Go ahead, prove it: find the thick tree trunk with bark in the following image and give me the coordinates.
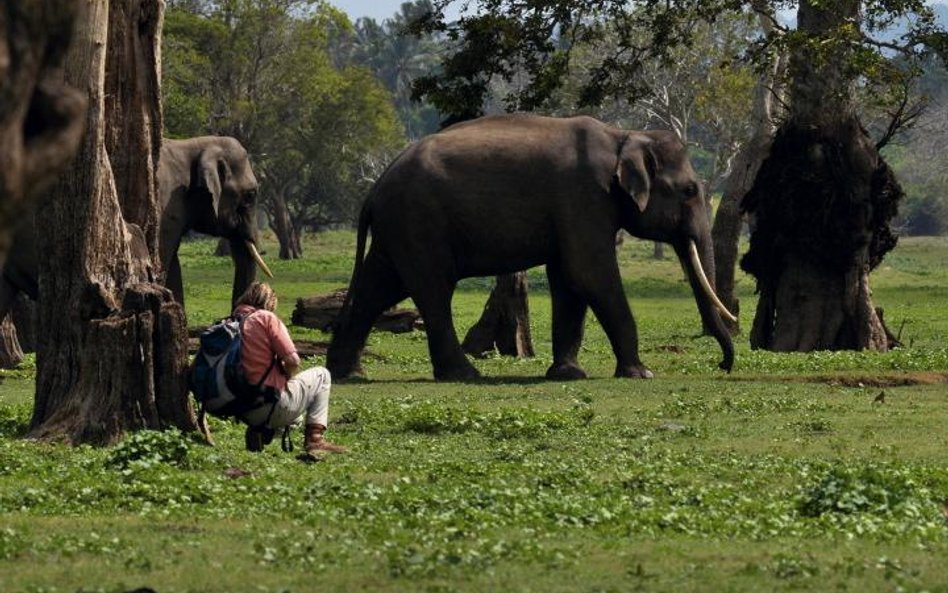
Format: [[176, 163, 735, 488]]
[[0, 2, 86, 269], [269, 190, 303, 259], [462, 272, 534, 358], [710, 7, 786, 336], [32, 0, 200, 445], [740, 0, 901, 353]]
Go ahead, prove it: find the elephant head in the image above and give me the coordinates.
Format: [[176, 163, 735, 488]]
[[159, 136, 272, 306], [615, 130, 736, 371]]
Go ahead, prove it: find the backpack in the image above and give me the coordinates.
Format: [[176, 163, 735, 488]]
[[189, 311, 278, 418]]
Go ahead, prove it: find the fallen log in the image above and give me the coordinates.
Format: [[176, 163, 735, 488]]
[[291, 289, 422, 334]]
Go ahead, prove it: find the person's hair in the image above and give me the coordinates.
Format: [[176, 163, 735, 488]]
[[235, 282, 278, 312]]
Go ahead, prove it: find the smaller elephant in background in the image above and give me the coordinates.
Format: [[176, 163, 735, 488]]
[[159, 136, 272, 306], [0, 136, 272, 329]]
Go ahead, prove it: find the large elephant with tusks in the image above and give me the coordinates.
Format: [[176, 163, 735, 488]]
[[327, 114, 736, 381]]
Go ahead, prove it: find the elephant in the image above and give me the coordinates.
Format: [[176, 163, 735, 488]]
[[158, 136, 272, 306], [327, 114, 736, 381], [0, 135, 272, 328]]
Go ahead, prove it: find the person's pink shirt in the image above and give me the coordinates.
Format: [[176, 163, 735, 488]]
[[233, 304, 300, 393]]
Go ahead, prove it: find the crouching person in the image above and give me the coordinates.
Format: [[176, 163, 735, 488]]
[[234, 282, 347, 459]]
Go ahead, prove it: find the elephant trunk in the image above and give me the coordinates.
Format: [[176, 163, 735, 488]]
[[229, 238, 258, 307], [675, 238, 735, 372]]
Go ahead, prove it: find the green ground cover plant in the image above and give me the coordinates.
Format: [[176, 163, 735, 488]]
[[0, 233, 946, 593]]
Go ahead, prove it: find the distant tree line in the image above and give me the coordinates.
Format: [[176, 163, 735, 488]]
[[162, 0, 444, 258], [162, 0, 948, 241]]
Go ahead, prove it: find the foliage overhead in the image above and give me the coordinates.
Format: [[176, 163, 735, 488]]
[[409, 0, 948, 125], [162, 0, 404, 236], [346, 0, 444, 139]]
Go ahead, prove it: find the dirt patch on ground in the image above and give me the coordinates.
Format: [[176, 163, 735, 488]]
[[723, 371, 948, 388], [802, 372, 948, 388], [653, 344, 687, 354]]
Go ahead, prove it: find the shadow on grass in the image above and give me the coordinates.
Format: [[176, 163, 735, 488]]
[[336, 374, 553, 386]]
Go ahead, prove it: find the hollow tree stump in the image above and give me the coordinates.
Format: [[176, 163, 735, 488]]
[[0, 315, 23, 369], [292, 289, 422, 333], [0, 295, 35, 364], [462, 272, 534, 358]]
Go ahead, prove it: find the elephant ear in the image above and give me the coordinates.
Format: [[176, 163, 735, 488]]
[[615, 136, 655, 213], [196, 147, 227, 216]]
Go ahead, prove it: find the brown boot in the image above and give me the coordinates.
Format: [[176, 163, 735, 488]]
[[304, 424, 348, 454]]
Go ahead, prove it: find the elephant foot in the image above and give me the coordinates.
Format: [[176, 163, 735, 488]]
[[433, 361, 481, 382], [615, 364, 654, 379], [327, 359, 366, 381], [546, 363, 588, 381]]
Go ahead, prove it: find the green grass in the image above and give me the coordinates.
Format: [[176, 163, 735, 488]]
[[1, 232, 946, 593]]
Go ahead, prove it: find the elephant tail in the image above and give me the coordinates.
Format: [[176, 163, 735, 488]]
[[338, 200, 372, 318]]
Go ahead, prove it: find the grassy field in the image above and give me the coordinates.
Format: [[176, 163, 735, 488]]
[[1, 232, 946, 593]]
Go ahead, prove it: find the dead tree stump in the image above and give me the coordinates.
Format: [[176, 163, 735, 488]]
[[0, 315, 23, 368], [462, 272, 534, 358]]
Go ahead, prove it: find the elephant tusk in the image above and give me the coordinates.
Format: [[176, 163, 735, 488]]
[[247, 241, 274, 278], [688, 240, 737, 324]]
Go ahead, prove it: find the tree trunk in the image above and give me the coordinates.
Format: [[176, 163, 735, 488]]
[[0, 2, 86, 270], [652, 241, 665, 260], [32, 0, 201, 445], [462, 272, 534, 358], [740, 0, 901, 353], [12, 295, 36, 353], [0, 295, 35, 365], [214, 237, 231, 256], [268, 190, 302, 259], [710, 8, 787, 336], [0, 316, 24, 369]]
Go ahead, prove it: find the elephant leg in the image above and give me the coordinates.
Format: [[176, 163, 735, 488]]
[[166, 253, 184, 306], [566, 252, 651, 379], [546, 262, 589, 380], [412, 286, 479, 381], [327, 250, 407, 380], [397, 260, 478, 382]]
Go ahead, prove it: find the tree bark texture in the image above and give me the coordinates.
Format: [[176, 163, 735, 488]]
[[32, 0, 200, 445], [12, 295, 36, 353], [0, 295, 35, 366], [104, 0, 164, 259], [269, 190, 302, 259], [462, 272, 534, 358], [710, 6, 786, 336], [0, 1, 86, 270], [0, 315, 24, 369], [740, 0, 901, 353]]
